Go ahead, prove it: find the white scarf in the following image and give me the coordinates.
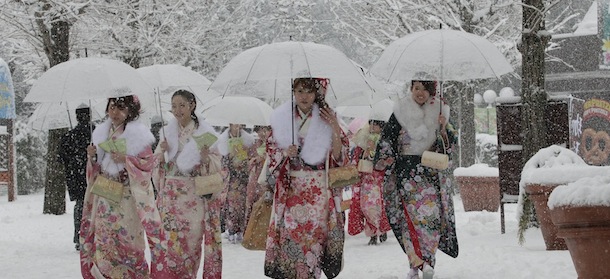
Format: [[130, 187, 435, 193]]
[[393, 92, 450, 155], [92, 118, 155, 176], [270, 102, 332, 165], [160, 114, 219, 173], [214, 128, 255, 156]]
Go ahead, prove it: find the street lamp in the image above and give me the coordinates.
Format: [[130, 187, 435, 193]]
[[483, 90, 497, 133]]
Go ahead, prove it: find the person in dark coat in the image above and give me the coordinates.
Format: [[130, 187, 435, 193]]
[[58, 105, 92, 251]]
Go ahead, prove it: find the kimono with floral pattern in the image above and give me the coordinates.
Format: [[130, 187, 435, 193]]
[[220, 133, 252, 236], [153, 118, 223, 279], [347, 146, 391, 237], [80, 120, 168, 279], [245, 138, 267, 226], [375, 114, 459, 269], [264, 103, 348, 279]]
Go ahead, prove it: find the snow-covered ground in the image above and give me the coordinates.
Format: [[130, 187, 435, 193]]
[[0, 191, 576, 279]]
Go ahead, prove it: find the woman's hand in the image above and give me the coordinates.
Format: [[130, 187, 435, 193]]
[[438, 115, 448, 130], [87, 144, 97, 161], [159, 140, 168, 153], [200, 146, 210, 164], [285, 144, 299, 158], [111, 152, 126, 163]]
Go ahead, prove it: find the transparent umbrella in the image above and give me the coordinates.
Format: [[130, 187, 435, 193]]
[[28, 100, 107, 131], [201, 96, 273, 127], [370, 29, 513, 83], [24, 57, 155, 125], [336, 99, 395, 122], [209, 41, 378, 108]]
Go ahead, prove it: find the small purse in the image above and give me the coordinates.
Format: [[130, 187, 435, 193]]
[[357, 159, 374, 173], [421, 130, 449, 170], [194, 173, 224, 196], [328, 165, 360, 189], [90, 175, 124, 204]]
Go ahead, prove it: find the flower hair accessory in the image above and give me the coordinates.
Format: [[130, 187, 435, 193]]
[[132, 95, 140, 104]]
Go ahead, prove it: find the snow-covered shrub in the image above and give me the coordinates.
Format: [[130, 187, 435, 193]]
[[15, 121, 46, 194], [475, 133, 498, 167]]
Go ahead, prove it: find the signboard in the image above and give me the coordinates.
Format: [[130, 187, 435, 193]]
[[0, 58, 15, 119], [474, 107, 497, 135], [569, 95, 610, 166], [599, 0, 610, 69]]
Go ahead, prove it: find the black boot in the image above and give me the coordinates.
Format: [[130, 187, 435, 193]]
[[368, 236, 378, 245], [379, 233, 388, 243]]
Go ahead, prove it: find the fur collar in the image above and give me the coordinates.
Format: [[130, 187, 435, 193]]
[[270, 101, 332, 165], [92, 118, 155, 176], [393, 92, 450, 155], [214, 128, 255, 156], [160, 114, 219, 173]]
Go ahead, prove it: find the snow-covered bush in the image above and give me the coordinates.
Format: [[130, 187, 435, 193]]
[[15, 121, 46, 194], [475, 133, 497, 167]]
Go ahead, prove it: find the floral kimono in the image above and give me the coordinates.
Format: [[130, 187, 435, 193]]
[[264, 102, 348, 279], [374, 94, 459, 270], [153, 116, 223, 279], [245, 138, 267, 226], [347, 129, 391, 238], [80, 119, 167, 279], [216, 128, 255, 238]]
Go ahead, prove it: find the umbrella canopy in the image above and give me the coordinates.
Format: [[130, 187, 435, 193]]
[[336, 98, 394, 122], [28, 100, 107, 131], [24, 57, 153, 103], [209, 41, 377, 108], [201, 96, 273, 127], [370, 29, 513, 83]]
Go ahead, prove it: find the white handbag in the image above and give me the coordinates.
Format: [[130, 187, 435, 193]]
[[421, 151, 449, 170]]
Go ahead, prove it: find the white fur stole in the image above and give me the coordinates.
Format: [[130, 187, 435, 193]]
[[393, 92, 450, 155], [214, 128, 255, 157], [160, 114, 219, 173], [92, 119, 155, 176], [270, 102, 332, 165]]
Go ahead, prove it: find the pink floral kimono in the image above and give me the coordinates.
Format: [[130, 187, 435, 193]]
[[264, 102, 348, 279], [347, 145, 391, 238], [153, 116, 223, 279], [80, 119, 168, 279]]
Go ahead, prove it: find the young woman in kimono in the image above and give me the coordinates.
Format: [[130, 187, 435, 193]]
[[82, 95, 167, 278], [154, 90, 223, 278], [347, 119, 391, 245], [245, 125, 271, 226], [264, 78, 348, 279], [374, 76, 458, 279], [216, 123, 255, 243]]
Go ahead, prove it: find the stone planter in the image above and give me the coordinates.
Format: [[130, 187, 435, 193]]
[[550, 205, 610, 279], [455, 176, 500, 212], [524, 183, 567, 250]]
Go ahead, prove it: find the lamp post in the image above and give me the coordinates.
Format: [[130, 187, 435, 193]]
[[483, 90, 497, 134]]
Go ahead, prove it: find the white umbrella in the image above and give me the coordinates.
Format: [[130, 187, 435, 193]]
[[24, 57, 155, 125], [370, 29, 513, 83], [137, 64, 219, 109], [28, 100, 107, 131], [209, 41, 378, 108], [25, 57, 153, 102], [336, 98, 394, 122], [201, 96, 273, 127]]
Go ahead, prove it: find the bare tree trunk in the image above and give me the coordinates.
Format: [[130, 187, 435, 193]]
[[36, 3, 72, 214], [43, 128, 67, 215], [520, 0, 550, 162]]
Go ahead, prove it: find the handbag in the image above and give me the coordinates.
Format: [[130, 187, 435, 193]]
[[195, 173, 224, 196], [328, 165, 360, 189], [242, 197, 272, 250], [90, 175, 124, 204], [421, 151, 449, 170], [357, 159, 373, 173], [421, 130, 449, 170]]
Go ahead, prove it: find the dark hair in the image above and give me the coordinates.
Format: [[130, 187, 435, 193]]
[[106, 95, 141, 123], [253, 125, 270, 132], [293, 78, 328, 108], [172, 89, 199, 128], [368, 119, 385, 128], [411, 80, 437, 96], [75, 107, 91, 124]]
